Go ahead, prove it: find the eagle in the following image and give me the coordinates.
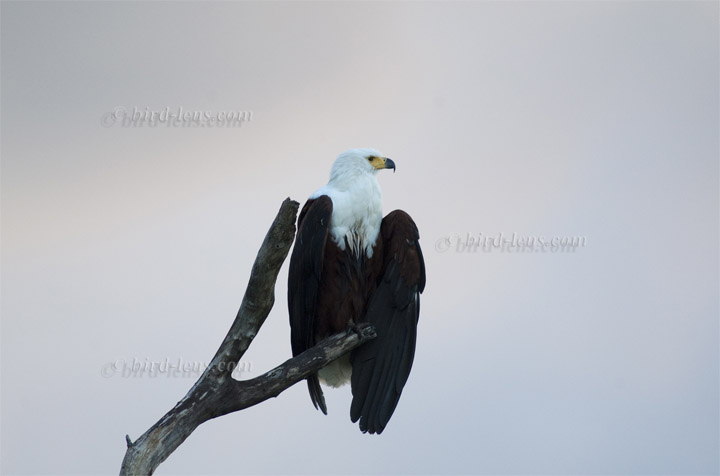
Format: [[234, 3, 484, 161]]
[[288, 148, 426, 434]]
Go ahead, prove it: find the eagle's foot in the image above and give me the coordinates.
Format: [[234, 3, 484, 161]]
[[347, 323, 365, 338]]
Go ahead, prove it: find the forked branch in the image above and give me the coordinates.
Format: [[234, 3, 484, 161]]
[[119, 198, 376, 476]]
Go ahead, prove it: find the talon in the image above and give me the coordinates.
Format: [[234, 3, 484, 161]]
[[347, 324, 364, 338]]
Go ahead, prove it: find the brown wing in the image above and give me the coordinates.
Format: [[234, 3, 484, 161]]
[[289, 195, 384, 415], [288, 196, 333, 414], [350, 210, 426, 434]]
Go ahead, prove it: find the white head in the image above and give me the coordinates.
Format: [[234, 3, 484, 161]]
[[310, 148, 395, 258], [328, 148, 396, 188]]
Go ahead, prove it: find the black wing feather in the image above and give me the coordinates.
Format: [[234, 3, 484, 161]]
[[350, 210, 426, 434], [288, 196, 333, 414]]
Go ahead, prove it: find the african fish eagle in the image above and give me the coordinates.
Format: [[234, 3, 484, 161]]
[[288, 148, 426, 434]]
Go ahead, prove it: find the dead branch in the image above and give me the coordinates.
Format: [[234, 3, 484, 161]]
[[119, 198, 377, 476]]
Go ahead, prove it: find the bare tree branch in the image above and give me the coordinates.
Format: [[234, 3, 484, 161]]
[[119, 198, 377, 476]]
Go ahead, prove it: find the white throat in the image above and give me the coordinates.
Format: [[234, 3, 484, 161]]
[[310, 169, 383, 258]]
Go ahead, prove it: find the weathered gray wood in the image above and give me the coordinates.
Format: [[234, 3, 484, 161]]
[[217, 323, 376, 414], [119, 198, 377, 476]]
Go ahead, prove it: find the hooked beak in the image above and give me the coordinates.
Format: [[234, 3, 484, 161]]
[[384, 158, 396, 173]]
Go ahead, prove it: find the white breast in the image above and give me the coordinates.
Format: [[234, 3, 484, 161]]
[[310, 174, 383, 258]]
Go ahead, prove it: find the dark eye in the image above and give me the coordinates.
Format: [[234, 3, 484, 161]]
[[367, 156, 374, 162]]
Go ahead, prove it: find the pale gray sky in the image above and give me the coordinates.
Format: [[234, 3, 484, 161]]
[[1, 1, 718, 475]]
